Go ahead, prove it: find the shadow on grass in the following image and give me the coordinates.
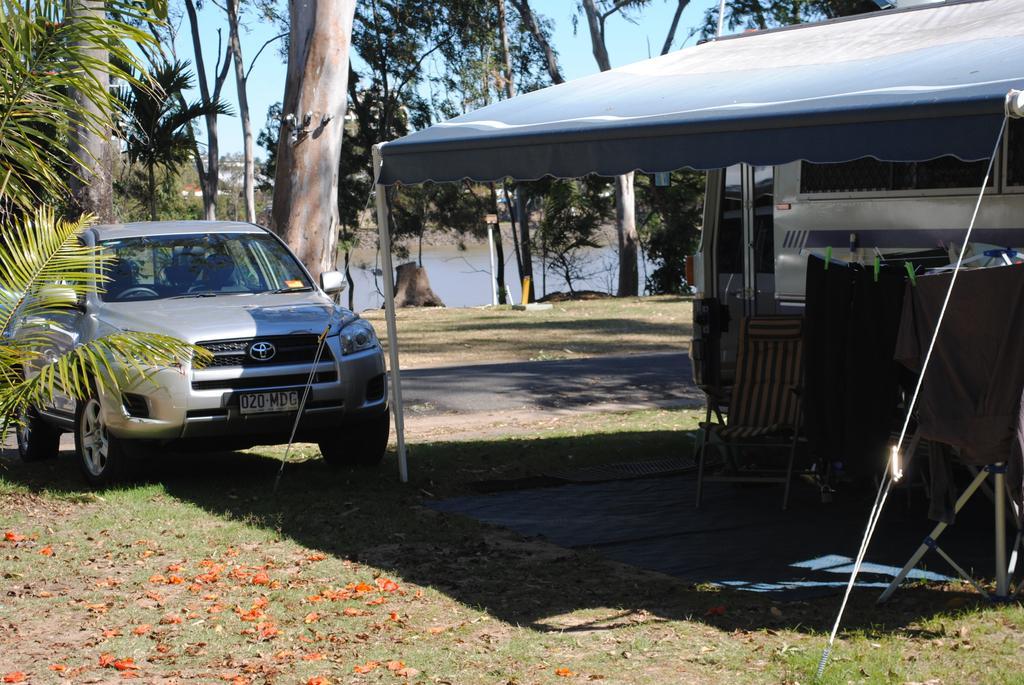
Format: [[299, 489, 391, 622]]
[[0, 427, 996, 639]]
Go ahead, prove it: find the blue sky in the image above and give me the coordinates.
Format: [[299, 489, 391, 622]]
[[177, 0, 720, 157]]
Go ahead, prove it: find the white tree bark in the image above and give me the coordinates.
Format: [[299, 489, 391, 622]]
[[227, 0, 256, 224], [581, 0, 638, 296], [271, 0, 357, 279]]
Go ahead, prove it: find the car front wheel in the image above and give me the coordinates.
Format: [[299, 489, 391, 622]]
[[318, 410, 390, 468], [16, 407, 62, 462], [75, 394, 132, 487]]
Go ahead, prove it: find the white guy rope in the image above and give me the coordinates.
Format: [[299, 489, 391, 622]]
[[273, 325, 331, 493], [816, 111, 1009, 679]]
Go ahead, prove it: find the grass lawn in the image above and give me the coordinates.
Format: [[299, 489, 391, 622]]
[[360, 296, 692, 369], [3, 408, 1023, 684]]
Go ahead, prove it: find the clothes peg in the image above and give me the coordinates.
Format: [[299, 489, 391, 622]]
[[904, 261, 917, 285], [873, 255, 880, 283], [824, 246, 832, 270]]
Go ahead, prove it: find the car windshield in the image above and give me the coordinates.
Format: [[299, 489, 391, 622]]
[[98, 233, 313, 302]]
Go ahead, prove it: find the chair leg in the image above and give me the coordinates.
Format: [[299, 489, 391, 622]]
[[695, 408, 712, 508], [782, 432, 800, 511]]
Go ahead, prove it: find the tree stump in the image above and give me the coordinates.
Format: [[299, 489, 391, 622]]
[[393, 262, 445, 308]]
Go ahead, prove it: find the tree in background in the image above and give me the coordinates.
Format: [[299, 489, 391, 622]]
[[635, 171, 704, 295], [181, 0, 232, 220], [113, 162, 205, 221], [118, 60, 228, 220], [537, 178, 612, 297], [548, 0, 692, 297], [270, 0, 357, 279]]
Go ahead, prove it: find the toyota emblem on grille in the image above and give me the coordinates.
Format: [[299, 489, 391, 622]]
[[249, 341, 276, 361]]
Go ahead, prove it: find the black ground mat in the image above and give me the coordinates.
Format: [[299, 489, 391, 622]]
[[544, 456, 697, 483], [430, 473, 1006, 599]]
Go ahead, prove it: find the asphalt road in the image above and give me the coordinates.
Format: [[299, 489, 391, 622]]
[[398, 352, 702, 416]]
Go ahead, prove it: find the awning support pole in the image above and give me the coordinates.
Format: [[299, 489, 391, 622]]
[[372, 146, 408, 483]]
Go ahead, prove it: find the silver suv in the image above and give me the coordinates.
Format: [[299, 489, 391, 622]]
[[15, 221, 389, 486]]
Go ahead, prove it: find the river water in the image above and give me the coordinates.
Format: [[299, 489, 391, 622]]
[[346, 241, 653, 312]]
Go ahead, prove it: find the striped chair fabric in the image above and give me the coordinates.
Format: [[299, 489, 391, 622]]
[[709, 316, 803, 439]]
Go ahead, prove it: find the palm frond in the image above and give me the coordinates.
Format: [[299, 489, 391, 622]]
[[0, 0, 156, 209], [0, 208, 111, 336], [0, 331, 212, 436]]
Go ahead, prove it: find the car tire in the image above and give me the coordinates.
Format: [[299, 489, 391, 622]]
[[75, 392, 132, 488], [16, 407, 62, 462], [319, 409, 390, 468]]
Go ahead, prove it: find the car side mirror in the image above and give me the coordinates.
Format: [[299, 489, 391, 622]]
[[320, 270, 346, 294], [39, 285, 85, 312]]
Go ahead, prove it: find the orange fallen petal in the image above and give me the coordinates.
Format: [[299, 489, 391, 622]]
[[366, 596, 386, 606], [306, 552, 326, 561], [343, 607, 370, 617], [166, 575, 185, 585], [385, 660, 405, 671], [389, 612, 399, 621], [307, 677, 330, 685], [99, 653, 116, 667], [39, 545, 54, 557], [148, 574, 167, 584], [132, 624, 151, 636], [303, 612, 320, 624], [3, 532, 26, 542], [555, 667, 574, 677], [238, 608, 264, 622], [396, 667, 419, 679], [427, 626, 446, 634], [375, 578, 399, 593], [102, 628, 122, 638], [48, 664, 66, 672], [302, 653, 324, 661], [166, 563, 183, 572], [251, 571, 271, 586], [112, 658, 139, 671], [159, 613, 183, 625], [353, 661, 379, 674], [2, 673, 26, 683]]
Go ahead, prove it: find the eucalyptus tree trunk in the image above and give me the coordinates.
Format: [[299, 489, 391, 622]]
[[271, 0, 357, 279], [227, 0, 256, 224], [66, 0, 114, 222], [580, 0, 639, 296], [184, 0, 231, 221], [498, 0, 533, 300]]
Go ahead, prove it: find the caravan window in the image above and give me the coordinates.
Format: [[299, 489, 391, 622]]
[[799, 156, 991, 195], [716, 166, 743, 274]]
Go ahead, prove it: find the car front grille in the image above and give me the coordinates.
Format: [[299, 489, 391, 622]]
[[191, 371, 337, 392], [198, 335, 333, 368]]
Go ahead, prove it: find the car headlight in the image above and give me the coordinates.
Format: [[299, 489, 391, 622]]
[[338, 319, 378, 355]]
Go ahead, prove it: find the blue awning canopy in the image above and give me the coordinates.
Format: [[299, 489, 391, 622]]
[[378, 0, 1024, 186]]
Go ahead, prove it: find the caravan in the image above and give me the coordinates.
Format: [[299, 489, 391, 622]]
[[690, 118, 1024, 388]]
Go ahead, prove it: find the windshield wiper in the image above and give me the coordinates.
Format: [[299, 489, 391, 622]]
[[170, 291, 221, 299], [267, 286, 314, 294]]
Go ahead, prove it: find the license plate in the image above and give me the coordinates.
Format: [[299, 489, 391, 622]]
[[239, 390, 301, 415]]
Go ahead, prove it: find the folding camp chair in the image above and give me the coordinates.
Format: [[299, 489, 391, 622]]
[[695, 316, 805, 510]]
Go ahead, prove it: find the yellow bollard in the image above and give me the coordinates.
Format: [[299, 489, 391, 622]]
[[521, 276, 531, 305]]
